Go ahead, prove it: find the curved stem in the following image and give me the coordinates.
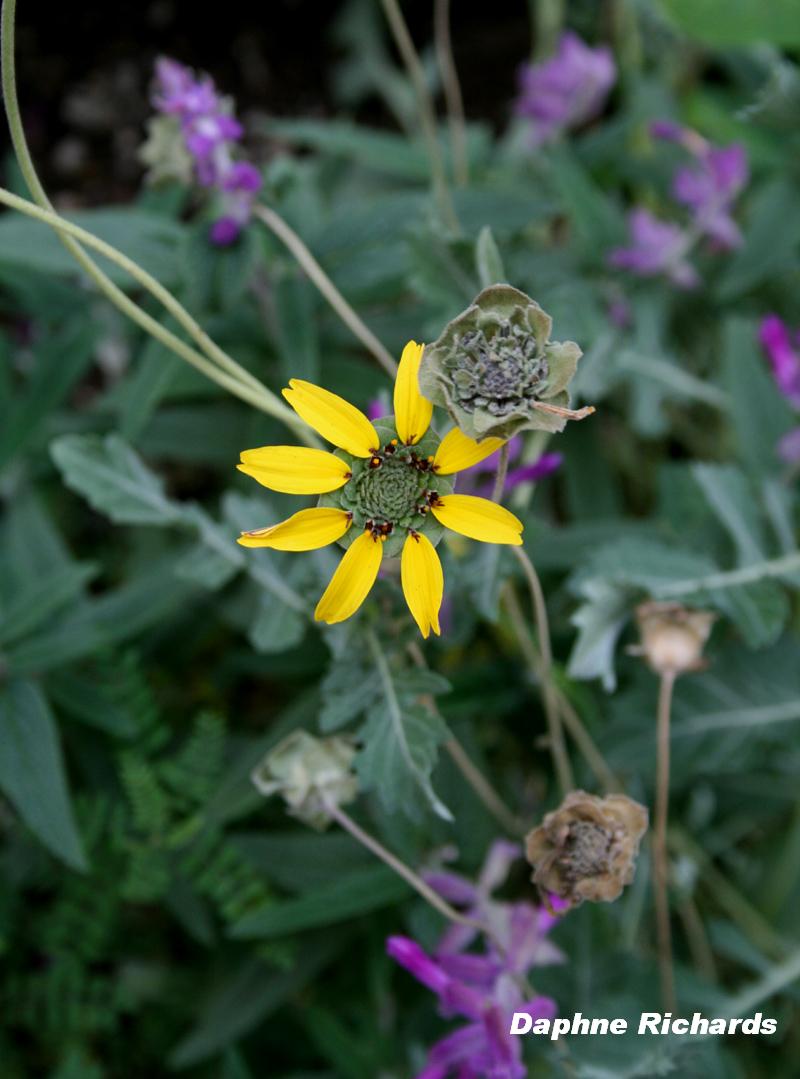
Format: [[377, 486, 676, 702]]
[[654, 671, 676, 1011], [380, 0, 458, 231], [254, 204, 397, 379], [325, 799, 485, 935], [552, 687, 620, 794], [1, 0, 313, 437], [433, 0, 468, 186], [0, 187, 316, 439], [490, 443, 510, 503], [509, 548, 573, 795]]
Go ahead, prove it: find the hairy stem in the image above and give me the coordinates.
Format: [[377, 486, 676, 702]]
[[654, 671, 676, 1011], [509, 548, 573, 794], [433, 0, 468, 186], [490, 443, 510, 503], [503, 578, 573, 796], [325, 799, 485, 934], [380, 0, 458, 231], [254, 204, 397, 379]]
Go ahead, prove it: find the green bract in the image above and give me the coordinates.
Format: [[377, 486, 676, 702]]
[[419, 284, 584, 440], [318, 418, 454, 558]]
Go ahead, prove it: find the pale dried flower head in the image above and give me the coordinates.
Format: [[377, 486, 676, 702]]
[[251, 729, 358, 830], [525, 790, 648, 909], [633, 601, 715, 676]]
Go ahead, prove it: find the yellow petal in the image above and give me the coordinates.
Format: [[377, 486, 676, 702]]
[[401, 533, 443, 638], [433, 428, 506, 475], [238, 508, 352, 550], [393, 340, 432, 445], [314, 530, 383, 624], [237, 446, 351, 494], [283, 379, 379, 458], [431, 494, 523, 546]]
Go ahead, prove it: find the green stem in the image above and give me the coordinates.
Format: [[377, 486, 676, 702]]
[[433, 0, 468, 186], [656, 551, 800, 598], [490, 444, 510, 503], [254, 204, 397, 379], [654, 671, 676, 1011], [0, 187, 314, 439], [503, 579, 574, 796], [380, 0, 459, 231], [1, 0, 316, 440]]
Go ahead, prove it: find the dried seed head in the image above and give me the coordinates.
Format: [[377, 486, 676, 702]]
[[251, 730, 358, 830], [525, 790, 648, 909], [633, 601, 715, 677], [418, 284, 587, 440]]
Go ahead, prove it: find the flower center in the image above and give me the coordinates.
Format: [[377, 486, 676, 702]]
[[342, 441, 435, 535], [562, 821, 612, 880], [452, 322, 549, 417]]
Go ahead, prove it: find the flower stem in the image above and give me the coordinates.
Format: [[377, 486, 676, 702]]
[[433, 0, 468, 187], [253, 204, 398, 379], [490, 443, 510, 503], [380, 0, 459, 232], [0, 187, 314, 440], [406, 641, 524, 836], [0, 0, 315, 438], [551, 686, 620, 794], [654, 671, 676, 1011], [502, 577, 573, 796], [324, 798, 485, 934]]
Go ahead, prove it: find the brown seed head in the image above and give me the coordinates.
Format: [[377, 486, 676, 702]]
[[525, 790, 648, 909], [634, 601, 715, 677]]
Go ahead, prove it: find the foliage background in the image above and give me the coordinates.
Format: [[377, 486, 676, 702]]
[[1, 1, 800, 1076]]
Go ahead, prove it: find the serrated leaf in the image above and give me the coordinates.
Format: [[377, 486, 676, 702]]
[[319, 659, 382, 731], [691, 463, 765, 565], [568, 579, 633, 692], [0, 680, 87, 870]]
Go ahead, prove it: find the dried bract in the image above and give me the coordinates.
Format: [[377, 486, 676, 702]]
[[525, 790, 648, 909], [251, 729, 358, 830], [419, 285, 590, 441], [633, 601, 715, 677]]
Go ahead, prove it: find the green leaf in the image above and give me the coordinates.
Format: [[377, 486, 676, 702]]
[[228, 864, 409, 938], [691, 464, 765, 564], [0, 208, 186, 287], [51, 433, 182, 526], [273, 274, 320, 383], [0, 680, 86, 870], [0, 563, 97, 647], [0, 319, 96, 468], [475, 226, 506, 290], [717, 181, 800, 299], [568, 579, 633, 692], [657, 0, 800, 46]]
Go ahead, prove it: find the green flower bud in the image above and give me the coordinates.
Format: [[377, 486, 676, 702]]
[[251, 730, 358, 830], [139, 115, 194, 187], [419, 285, 589, 441]]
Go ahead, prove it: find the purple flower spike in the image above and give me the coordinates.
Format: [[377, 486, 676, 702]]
[[515, 32, 616, 145], [506, 451, 563, 490], [760, 315, 800, 409], [390, 842, 563, 1078], [152, 57, 261, 244], [609, 208, 698, 289]]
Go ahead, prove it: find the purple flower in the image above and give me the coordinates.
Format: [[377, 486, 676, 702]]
[[388, 937, 556, 1079], [515, 32, 616, 145], [760, 315, 800, 409], [673, 145, 748, 250], [456, 436, 562, 498], [152, 57, 261, 246], [388, 842, 564, 1079], [609, 208, 698, 289]]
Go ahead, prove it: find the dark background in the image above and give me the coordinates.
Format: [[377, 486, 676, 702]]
[[11, 0, 533, 203]]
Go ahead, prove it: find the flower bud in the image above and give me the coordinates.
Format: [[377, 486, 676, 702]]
[[251, 730, 358, 830], [419, 285, 588, 440], [633, 601, 715, 677], [525, 790, 648, 909]]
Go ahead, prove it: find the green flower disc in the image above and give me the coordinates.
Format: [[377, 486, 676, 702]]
[[318, 418, 454, 558]]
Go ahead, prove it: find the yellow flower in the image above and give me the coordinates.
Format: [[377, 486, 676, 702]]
[[237, 341, 523, 636]]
